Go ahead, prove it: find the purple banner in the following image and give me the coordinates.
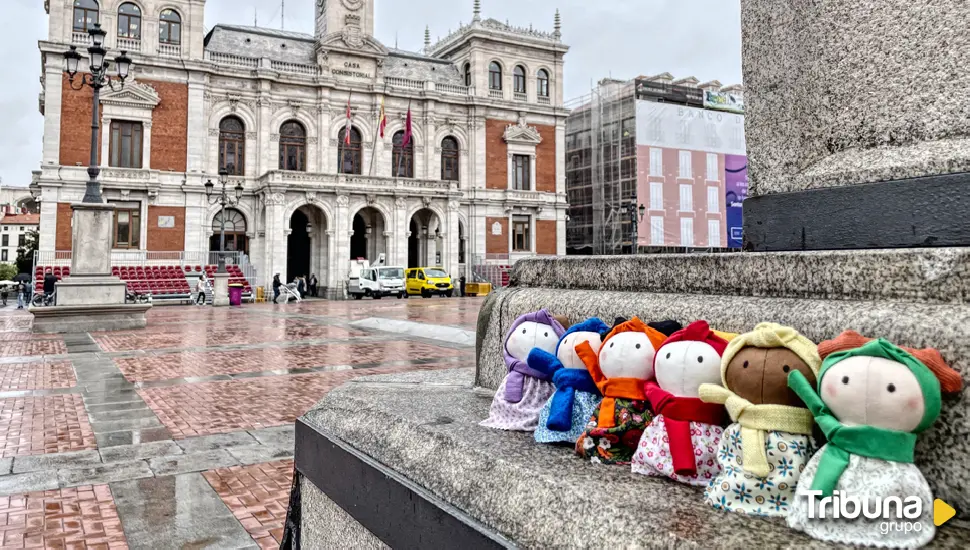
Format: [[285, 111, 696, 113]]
[[725, 155, 748, 249]]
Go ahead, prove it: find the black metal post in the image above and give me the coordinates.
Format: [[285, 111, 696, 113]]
[[218, 189, 227, 273], [83, 72, 103, 204]]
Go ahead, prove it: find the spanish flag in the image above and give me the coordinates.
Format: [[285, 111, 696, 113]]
[[378, 97, 387, 139]]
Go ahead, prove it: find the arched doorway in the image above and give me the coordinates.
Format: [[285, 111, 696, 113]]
[[350, 207, 387, 261], [287, 210, 311, 283], [408, 208, 442, 268], [209, 208, 248, 255], [286, 204, 330, 287]]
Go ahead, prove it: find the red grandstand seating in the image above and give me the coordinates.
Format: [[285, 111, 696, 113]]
[[33, 263, 252, 301]]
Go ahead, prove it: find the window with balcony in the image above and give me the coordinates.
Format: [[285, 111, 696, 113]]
[[537, 69, 550, 98], [279, 121, 307, 171], [117, 3, 141, 40], [73, 0, 99, 33], [512, 216, 531, 252], [463, 63, 471, 87], [159, 9, 182, 45], [392, 130, 414, 178], [489, 62, 502, 90], [679, 184, 693, 212], [219, 116, 245, 176], [513, 66, 526, 94], [679, 150, 692, 178], [338, 126, 362, 175], [441, 137, 459, 182], [109, 121, 143, 169], [649, 147, 663, 177], [513, 155, 531, 191], [111, 202, 141, 249], [706, 153, 719, 181]]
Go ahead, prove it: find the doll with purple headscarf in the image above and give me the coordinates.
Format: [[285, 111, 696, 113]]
[[480, 309, 566, 431]]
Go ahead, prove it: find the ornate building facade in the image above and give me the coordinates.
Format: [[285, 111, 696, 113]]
[[33, 0, 568, 297]]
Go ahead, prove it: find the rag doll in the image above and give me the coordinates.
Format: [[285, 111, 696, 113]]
[[699, 322, 821, 518], [532, 318, 611, 444], [480, 309, 566, 431], [574, 317, 673, 465], [632, 321, 729, 486], [787, 332, 963, 548]]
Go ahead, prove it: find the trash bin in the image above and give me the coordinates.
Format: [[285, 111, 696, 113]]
[[228, 284, 244, 306]]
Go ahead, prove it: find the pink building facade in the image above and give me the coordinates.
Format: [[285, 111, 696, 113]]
[[634, 101, 746, 249]]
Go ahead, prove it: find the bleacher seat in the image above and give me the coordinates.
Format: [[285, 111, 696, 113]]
[[32, 263, 251, 302]]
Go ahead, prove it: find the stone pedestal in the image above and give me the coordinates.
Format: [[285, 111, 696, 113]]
[[31, 203, 150, 333], [741, 0, 970, 251], [212, 272, 230, 307]]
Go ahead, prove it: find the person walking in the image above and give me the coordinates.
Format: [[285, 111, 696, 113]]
[[309, 274, 318, 297], [297, 276, 306, 299], [273, 273, 282, 303], [1, 286, 8, 307], [17, 282, 25, 309], [43, 269, 57, 304], [195, 275, 207, 306]]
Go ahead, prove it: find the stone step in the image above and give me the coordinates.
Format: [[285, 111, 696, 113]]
[[292, 368, 970, 548]]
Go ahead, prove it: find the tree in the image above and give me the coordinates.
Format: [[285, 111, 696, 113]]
[[15, 229, 39, 276], [0, 263, 17, 281]]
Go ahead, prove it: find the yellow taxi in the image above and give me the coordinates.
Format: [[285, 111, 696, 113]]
[[405, 267, 454, 298]]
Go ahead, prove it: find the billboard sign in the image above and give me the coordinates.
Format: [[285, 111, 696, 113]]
[[725, 155, 748, 249], [704, 90, 744, 114]]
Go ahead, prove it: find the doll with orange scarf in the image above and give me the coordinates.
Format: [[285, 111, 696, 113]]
[[632, 321, 729, 485], [574, 318, 671, 465]]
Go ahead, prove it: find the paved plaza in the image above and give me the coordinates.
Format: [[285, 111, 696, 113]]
[[0, 298, 480, 549]]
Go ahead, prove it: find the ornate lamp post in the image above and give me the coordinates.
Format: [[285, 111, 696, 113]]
[[204, 168, 244, 273], [628, 202, 646, 254], [63, 24, 132, 204]]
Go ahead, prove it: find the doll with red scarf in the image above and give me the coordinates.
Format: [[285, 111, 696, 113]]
[[574, 318, 672, 465], [632, 321, 729, 485]]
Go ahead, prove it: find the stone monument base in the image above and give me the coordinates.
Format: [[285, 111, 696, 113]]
[[54, 275, 127, 306], [30, 303, 151, 334], [213, 272, 230, 307]]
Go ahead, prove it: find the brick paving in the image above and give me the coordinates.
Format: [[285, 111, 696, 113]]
[[0, 485, 127, 549], [0, 362, 76, 391], [202, 460, 293, 550], [138, 362, 458, 439], [0, 395, 97, 457], [0, 297, 483, 547], [116, 340, 466, 382]]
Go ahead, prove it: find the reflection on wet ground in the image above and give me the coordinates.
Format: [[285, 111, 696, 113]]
[[0, 297, 482, 547]]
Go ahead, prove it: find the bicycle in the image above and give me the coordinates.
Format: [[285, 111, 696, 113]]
[[31, 292, 56, 308]]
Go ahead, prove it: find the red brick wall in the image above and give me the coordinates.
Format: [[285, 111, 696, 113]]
[[59, 74, 100, 167], [485, 119, 558, 192], [148, 81, 188, 172], [58, 76, 187, 171], [55, 203, 73, 251], [485, 217, 508, 256], [536, 220, 557, 255], [534, 124, 556, 193], [146, 206, 185, 251]]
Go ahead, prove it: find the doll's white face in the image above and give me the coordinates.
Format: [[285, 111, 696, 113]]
[[506, 321, 559, 361], [558, 331, 602, 370], [655, 341, 722, 398], [598, 332, 656, 380], [821, 356, 926, 431]]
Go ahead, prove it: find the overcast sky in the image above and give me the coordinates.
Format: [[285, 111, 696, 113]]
[[0, 0, 741, 187]]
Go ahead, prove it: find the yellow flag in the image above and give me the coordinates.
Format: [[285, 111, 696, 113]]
[[934, 499, 956, 527]]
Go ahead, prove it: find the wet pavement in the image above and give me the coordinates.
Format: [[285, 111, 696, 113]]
[[0, 297, 481, 549]]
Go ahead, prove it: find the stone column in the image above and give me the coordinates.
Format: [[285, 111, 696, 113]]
[[58, 204, 126, 305], [394, 197, 408, 267], [446, 200, 460, 278], [741, 0, 970, 251], [330, 194, 351, 299], [262, 192, 287, 289], [212, 272, 230, 306]]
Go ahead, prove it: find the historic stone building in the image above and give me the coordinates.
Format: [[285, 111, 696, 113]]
[[33, 0, 568, 297]]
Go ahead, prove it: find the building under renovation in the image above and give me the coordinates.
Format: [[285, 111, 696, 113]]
[[565, 74, 746, 255]]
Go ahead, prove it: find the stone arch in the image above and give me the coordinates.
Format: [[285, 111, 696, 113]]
[[347, 199, 392, 231], [407, 203, 446, 269], [209, 103, 257, 133], [406, 202, 446, 227], [154, 3, 184, 18], [286, 202, 332, 288], [434, 126, 469, 151], [206, 202, 256, 236], [348, 201, 390, 261], [329, 117, 372, 144], [270, 109, 317, 137], [283, 198, 334, 230], [383, 119, 424, 146]]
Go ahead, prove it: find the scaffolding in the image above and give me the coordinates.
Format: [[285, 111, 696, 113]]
[[565, 79, 638, 255]]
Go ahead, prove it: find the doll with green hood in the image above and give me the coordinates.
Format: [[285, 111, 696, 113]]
[[787, 331, 963, 548]]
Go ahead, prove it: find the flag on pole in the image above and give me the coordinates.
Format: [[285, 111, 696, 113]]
[[402, 102, 412, 148], [378, 97, 387, 139], [344, 94, 352, 145]]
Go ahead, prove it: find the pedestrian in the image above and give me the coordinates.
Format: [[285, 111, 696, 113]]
[[195, 276, 207, 305], [459, 275, 466, 297], [309, 273, 318, 297], [17, 282, 25, 309], [273, 273, 282, 303], [43, 269, 57, 303], [297, 276, 306, 299], [1, 286, 7, 306]]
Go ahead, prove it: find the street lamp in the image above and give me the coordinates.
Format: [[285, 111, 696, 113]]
[[62, 24, 133, 203], [206, 168, 244, 273], [627, 202, 641, 255]]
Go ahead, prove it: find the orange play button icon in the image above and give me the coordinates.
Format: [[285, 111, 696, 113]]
[[934, 499, 956, 527]]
